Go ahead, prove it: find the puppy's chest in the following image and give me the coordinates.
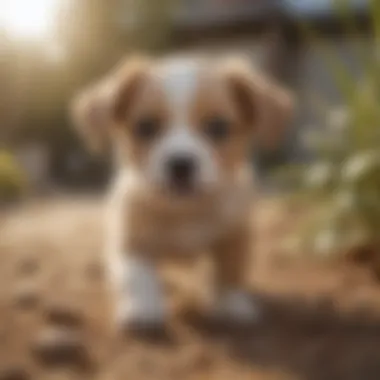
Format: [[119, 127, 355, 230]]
[[129, 194, 249, 252], [151, 218, 220, 250]]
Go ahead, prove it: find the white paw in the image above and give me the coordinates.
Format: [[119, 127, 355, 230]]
[[116, 295, 166, 329], [114, 257, 166, 330], [213, 290, 260, 324]]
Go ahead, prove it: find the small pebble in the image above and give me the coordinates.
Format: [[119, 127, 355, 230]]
[[45, 305, 84, 329], [32, 327, 90, 369], [0, 367, 30, 380]]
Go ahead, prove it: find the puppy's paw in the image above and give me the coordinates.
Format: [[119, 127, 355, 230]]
[[213, 290, 260, 324], [116, 295, 166, 331]]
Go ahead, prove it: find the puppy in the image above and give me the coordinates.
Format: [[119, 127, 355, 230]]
[[71, 55, 294, 330]]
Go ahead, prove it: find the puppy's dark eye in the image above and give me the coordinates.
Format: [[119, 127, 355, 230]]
[[134, 117, 161, 141], [204, 117, 231, 142]]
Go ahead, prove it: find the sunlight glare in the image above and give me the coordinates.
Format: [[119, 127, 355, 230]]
[[0, 0, 59, 40]]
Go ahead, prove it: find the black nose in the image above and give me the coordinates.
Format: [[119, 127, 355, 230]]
[[167, 155, 196, 184]]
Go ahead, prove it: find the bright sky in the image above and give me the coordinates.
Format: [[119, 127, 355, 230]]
[[0, 0, 59, 40], [283, 0, 368, 14]]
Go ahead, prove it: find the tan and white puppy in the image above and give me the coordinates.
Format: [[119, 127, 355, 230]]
[[71, 55, 294, 330]]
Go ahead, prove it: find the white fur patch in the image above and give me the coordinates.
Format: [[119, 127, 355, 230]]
[[158, 58, 200, 117], [110, 255, 166, 328], [146, 59, 219, 192]]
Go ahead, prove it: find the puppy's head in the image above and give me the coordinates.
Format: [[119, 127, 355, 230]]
[[71, 56, 294, 198]]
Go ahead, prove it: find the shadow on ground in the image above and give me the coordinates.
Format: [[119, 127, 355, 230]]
[[195, 294, 380, 380]]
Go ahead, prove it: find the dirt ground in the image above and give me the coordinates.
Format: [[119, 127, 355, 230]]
[[1, 196, 380, 380]]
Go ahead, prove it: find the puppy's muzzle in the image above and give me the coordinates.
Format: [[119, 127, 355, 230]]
[[166, 154, 197, 194]]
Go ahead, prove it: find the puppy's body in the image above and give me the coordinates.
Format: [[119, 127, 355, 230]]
[[108, 163, 253, 256], [72, 56, 294, 329]]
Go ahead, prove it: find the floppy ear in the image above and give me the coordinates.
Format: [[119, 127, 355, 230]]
[[221, 58, 295, 150], [70, 57, 149, 153]]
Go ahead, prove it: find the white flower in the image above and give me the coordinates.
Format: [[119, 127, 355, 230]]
[[328, 106, 350, 132], [341, 151, 380, 183], [305, 162, 333, 189]]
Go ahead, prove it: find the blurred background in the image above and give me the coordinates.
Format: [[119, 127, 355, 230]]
[[3, 1, 380, 380], [0, 0, 371, 194]]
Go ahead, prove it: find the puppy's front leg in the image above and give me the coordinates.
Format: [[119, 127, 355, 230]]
[[108, 254, 166, 330], [211, 226, 259, 323], [105, 189, 165, 331]]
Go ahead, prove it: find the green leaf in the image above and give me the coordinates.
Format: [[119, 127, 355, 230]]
[[304, 162, 335, 191], [341, 151, 380, 185]]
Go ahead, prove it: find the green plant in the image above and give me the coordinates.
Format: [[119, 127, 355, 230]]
[[277, 0, 380, 259], [0, 151, 27, 202]]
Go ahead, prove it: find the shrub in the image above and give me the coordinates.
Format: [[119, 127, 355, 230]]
[[276, 1, 380, 265], [297, 104, 380, 259], [0, 151, 27, 203]]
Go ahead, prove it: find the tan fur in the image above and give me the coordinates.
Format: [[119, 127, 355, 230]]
[[219, 58, 295, 150], [70, 57, 151, 153], [212, 223, 253, 291]]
